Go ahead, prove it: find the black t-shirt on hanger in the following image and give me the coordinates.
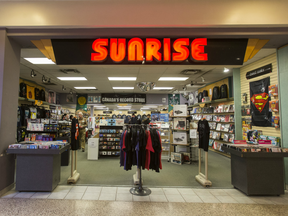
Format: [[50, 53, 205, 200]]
[[197, 119, 210, 152]]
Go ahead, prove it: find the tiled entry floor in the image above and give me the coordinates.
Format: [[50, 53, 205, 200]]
[[2, 186, 288, 205]]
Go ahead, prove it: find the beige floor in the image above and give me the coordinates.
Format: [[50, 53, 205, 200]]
[[1, 186, 288, 215]]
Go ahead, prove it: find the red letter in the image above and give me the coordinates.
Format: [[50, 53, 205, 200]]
[[191, 38, 208, 61], [91, 39, 108, 62], [128, 38, 144, 62], [110, 38, 126, 63], [146, 38, 162, 62], [163, 38, 171, 62], [172, 38, 189, 62]]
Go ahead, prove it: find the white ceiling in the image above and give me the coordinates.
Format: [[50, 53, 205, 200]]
[[19, 48, 276, 95]]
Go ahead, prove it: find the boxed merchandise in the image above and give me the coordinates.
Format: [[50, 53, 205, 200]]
[[173, 118, 186, 130], [271, 116, 280, 128], [269, 84, 278, 97], [171, 152, 183, 165], [173, 132, 188, 144], [180, 152, 191, 164], [173, 105, 187, 116], [100, 119, 108, 126], [115, 119, 124, 126], [269, 100, 279, 112]]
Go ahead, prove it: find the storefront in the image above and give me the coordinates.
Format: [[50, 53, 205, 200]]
[[1, 0, 288, 196]]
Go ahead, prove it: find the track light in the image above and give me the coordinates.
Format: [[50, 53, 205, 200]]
[[62, 85, 66, 91], [183, 85, 187, 91], [42, 75, 48, 83], [224, 67, 230, 73], [30, 70, 37, 78], [201, 76, 205, 82], [69, 89, 73, 94]]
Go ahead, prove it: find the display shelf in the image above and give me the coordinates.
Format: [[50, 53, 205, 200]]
[[191, 120, 235, 124], [210, 129, 234, 134], [99, 149, 120, 151], [26, 131, 58, 133], [172, 129, 190, 131], [210, 138, 233, 144], [188, 97, 234, 108], [170, 143, 190, 146], [191, 112, 234, 115], [209, 147, 231, 158], [170, 116, 190, 118], [18, 97, 59, 106]]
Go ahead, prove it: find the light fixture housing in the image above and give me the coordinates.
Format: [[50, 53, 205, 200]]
[[137, 82, 155, 92], [158, 77, 189, 81], [24, 58, 55, 64], [113, 87, 134, 90], [224, 68, 230, 73], [153, 87, 174, 90], [30, 70, 37, 78], [74, 87, 96, 89], [62, 85, 66, 91], [69, 90, 73, 94], [57, 77, 87, 81], [42, 75, 48, 83], [108, 77, 137, 81]]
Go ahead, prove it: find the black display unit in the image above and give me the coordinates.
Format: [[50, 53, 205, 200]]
[[7, 144, 70, 192], [99, 125, 122, 156], [222, 146, 288, 196]]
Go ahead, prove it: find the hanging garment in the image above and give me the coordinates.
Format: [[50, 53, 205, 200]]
[[145, 130, 154, 170], [19, 83, 27, 98], [197, 119, 210, 151], [250, 77, 271, 126], [149, 129, 162, 172], [26, 85, 35, 100], [220, 84, 228, 98], [71, 118, 80, 150], [212, 86, 220, 100]]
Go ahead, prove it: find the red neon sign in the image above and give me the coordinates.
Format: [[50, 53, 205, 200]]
[[91, 38, 208, 63]]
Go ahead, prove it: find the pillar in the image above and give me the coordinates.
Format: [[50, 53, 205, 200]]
[[0, 29, 21, 195], [233, 68, 242, 140], [277, 45, 288, 184]]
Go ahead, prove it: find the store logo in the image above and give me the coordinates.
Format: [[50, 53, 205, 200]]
[[250, 93, 269, 112], [91, 38, 208, 63]]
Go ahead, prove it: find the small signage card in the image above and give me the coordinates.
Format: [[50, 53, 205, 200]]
[[233, 140, 247, 144]]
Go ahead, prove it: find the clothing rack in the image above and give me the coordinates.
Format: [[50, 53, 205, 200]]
[[123, 124, 152, 196], [195, 149, 212, 187]]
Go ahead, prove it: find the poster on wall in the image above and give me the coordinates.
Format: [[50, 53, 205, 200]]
[[159, 114, 169, 122], [168, 94, 180, 116], [151, 113, 160, 122], [93, 96, 101, 103], [88, 96, 93, 103], [250, 77, 271, 127], [66, 94, 74, 103], [76, 94, 88, 111]]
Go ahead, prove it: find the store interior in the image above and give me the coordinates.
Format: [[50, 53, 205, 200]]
[[16, 46, 279, 189]]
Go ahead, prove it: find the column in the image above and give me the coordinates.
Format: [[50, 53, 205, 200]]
[[233, 68, 242, 140], [277, 45, 288, 184], [0, 29, 21, 194]]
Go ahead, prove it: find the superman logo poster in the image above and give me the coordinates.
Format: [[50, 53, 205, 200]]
[[249, 77, 271, 127]]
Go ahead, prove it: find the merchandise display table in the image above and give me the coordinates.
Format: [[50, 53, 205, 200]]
[[222, 146, 288, 196], [7, 144, 70, 192]]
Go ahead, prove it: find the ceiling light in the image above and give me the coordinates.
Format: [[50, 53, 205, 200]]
[[201, 77, 205, 82], [30, 70, 37, 78], [57, 77, 87, 81], [224, 68, 230, 73], [93, 106, 106, 108], [153, 87, 174, 90], [137, 82, 155, 92], [24, 58, 55, 64], [62, 85, 66, 91], [158, 77, 189, 81], [141, 108, 151, 110], [118, 107, 131, 109], [69, 89, 73, 94], [42, 75, 48, 83], [94, 107, 106, 109], [74, 87, 96, 89], [108, 77, 137, 81], [113, 87, 134, 90]]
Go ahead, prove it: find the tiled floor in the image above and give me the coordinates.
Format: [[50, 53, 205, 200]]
[[1, 186, 288, 205]]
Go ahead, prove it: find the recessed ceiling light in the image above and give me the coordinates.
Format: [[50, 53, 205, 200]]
[[113, 87, 134, 90], [153, 87, 174, 90], [108, 77, 137, 81], [158, 77, 189, 81], [224, 68, 230, 73], [74, 87, 96, 89], [24, 58, 55, 64], [57, 77, 87, 81]]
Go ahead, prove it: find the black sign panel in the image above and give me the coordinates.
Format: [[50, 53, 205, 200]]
[[128, 111, 137, 114], [246, 64, 272, 79], [103, 111, 112, 114], [52, 38, 248, 65], [101, 93, 146, 104]]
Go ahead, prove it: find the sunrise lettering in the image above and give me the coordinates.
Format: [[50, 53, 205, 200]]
[[91, 38, 208, 63]]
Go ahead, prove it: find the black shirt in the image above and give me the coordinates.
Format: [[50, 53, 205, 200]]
[[197, 119, 210, 151]]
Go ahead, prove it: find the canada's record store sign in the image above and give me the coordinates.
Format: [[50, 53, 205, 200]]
[[52, 38, 248, 65], [101, 93, 146, 103]]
